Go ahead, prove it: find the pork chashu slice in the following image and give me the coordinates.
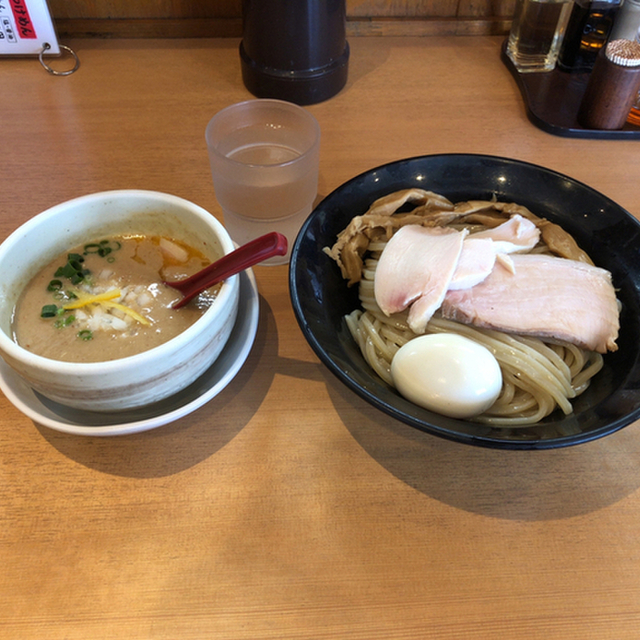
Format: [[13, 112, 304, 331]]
[[374, 225, 466, 334], [441, 253, 619, 353]]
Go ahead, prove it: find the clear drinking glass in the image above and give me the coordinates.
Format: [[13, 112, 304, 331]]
[[205, 99, 321, 265]]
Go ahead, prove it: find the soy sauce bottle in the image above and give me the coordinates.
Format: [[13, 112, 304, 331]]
[[558, 0, 621, 72]]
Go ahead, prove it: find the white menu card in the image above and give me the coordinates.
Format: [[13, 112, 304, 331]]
[[0, 0, 59, 56]]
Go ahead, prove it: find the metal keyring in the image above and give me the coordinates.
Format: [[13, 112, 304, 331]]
[[38, 43, 80, 76]]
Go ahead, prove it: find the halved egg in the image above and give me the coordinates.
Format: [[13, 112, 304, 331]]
[[391, 333, 502, 419]]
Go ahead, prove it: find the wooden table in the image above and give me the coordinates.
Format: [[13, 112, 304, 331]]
[[2, 36, 640, 639]]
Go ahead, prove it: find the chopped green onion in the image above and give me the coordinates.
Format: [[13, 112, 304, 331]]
[[84, 239, 121, 258], [54, 255, 91, 284], [40, 304, 58, 318], [54, 315, 75, 329], [77, 329, 93, 341], [55, 263, 74, 278], [68, 259, 84, 271], [47, 279, 63, 292]]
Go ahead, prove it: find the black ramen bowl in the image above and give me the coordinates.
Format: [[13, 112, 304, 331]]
[[289, 154, 640, 450]]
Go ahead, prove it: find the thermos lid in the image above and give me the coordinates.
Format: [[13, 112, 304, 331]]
[[239, 0, 350, 105]]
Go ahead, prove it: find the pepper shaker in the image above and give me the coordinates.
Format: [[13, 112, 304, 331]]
[[578, 39, 640, 128]]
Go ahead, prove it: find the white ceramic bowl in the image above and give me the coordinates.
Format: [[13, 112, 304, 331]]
[[0, 190, 240, 412]]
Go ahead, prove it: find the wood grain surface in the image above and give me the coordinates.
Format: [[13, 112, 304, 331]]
[[1, 36, 640, 640], [47, 0, 516, 37]]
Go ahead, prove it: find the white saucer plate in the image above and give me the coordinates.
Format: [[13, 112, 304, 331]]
[[0, 269, 259, 436]]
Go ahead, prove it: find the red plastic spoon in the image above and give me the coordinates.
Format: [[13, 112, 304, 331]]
[[164, 231, 288, 308]]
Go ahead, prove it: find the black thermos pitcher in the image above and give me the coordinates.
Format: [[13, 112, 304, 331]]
[[239, 0, 350, 105]]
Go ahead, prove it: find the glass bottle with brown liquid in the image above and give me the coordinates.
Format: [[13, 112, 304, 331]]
[[558, 0, 621, 72], [627, 90, 640, 124]]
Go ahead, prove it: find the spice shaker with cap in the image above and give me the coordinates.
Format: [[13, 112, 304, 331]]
[[578, 38, 640, 128]]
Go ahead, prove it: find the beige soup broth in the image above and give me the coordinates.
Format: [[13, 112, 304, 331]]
[[12, 235, 221, 363]]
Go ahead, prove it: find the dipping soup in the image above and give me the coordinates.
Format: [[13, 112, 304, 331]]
[[12, 235, 222, 363]]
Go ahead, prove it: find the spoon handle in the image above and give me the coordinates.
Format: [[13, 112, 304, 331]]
[[166, 232, 288, 308]]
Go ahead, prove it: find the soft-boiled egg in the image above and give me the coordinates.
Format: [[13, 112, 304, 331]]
[[390, 333, 502, 419]]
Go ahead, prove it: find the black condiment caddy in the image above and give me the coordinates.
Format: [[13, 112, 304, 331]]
[[501, 39, 640, 138]]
